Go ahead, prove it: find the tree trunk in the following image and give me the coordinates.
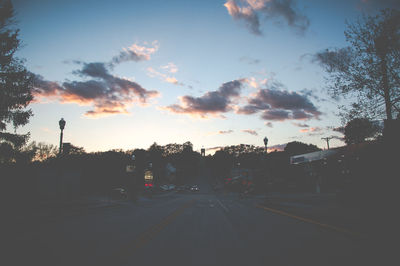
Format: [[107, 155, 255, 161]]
[[381, 57, 393, 120]]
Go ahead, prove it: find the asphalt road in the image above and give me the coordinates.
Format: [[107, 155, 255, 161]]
[[4, 174, 387, 266]]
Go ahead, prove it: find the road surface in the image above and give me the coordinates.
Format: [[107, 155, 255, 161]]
[[4, 171, 386, 266]]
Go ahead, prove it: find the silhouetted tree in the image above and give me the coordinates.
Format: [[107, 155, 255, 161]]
[[148, 142, 164, 184], [219, 144, 265, 157], [316, 9, 400, 121], [344, 118, 381, 144], [284, 141, 321, 156], [0, 1, 34, 162], [34, 142, 58, 161], [212, 149, 234, 178], [65, 144, 85, 155]]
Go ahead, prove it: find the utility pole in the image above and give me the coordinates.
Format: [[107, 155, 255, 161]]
[[321, 136, 333, 150]]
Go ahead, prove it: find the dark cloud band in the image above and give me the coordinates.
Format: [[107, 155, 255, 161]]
[[238, 88, 322, 122], [164, 79, 245, 118], [224, 0, 309, 35]]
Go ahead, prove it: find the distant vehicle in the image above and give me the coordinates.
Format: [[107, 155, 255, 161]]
[[110, 188, 127, 200], [190, 185, 199, 192]]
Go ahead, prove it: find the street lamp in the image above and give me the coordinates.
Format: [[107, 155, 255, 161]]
[[58, 118, 66, 155], [263, 137, 268, 153]]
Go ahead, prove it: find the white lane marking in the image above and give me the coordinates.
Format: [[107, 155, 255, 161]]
[[217, 199, 229, 213]]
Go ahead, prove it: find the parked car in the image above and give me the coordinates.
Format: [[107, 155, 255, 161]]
[[160, 184, 176, 191]]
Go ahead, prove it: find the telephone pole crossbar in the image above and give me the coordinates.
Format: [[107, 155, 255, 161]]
[[321, 137, 333, 150]]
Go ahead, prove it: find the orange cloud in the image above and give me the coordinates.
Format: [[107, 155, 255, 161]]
[[32, 63, 159, 118]]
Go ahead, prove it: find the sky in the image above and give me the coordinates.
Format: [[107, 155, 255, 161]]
[[11, 0, 400, 154]]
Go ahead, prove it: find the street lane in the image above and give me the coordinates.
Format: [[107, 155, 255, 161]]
[[5, 195, 188, 266], [5, 188, 381, 266], [120, 193, 375, 266]]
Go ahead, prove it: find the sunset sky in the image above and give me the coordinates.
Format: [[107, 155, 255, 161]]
[[12, 0, 399, 153]]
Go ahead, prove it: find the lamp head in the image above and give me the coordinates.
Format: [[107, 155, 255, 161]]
[[59, 118, 66, 130]]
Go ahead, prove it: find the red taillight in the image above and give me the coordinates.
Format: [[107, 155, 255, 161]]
[[145, 184, 148, 187], [149, 184, 153, 187]]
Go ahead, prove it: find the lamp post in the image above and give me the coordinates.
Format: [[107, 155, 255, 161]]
[[263, 137, 268, 153], [59, 118, 66, 155]]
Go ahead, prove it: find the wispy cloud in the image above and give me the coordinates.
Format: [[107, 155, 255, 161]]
[[147, 66, 180, 85], [205, 130, 234, 137], [161, 62, 179, 73], [240, 56, 260, 65], [293, 122, 309, 128], [111, 41, 159, 65], [331, 126, 345, 134], [219, 130, 234, 134], [163, 79, 245, 118], [224, 0, 309, 35], [299, 127, 322, 133], [242, 129, 258, 136]]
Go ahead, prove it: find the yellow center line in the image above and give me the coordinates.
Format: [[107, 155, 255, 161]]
[[110, 199, 195, 263], [255, 204, 366, 239]]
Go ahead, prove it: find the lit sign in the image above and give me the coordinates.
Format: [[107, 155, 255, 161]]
[[145, 170, 153, 181]]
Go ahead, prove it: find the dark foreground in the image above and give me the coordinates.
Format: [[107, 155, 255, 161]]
[[3, 175, 394, 266]]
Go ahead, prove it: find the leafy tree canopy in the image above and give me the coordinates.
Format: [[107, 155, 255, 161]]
[[284, 141, 321, 156], [0, 0, 34, 159], [344, 118, 381, 145], [219, 144, 265, 157], [316, 8, 400, 122]]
